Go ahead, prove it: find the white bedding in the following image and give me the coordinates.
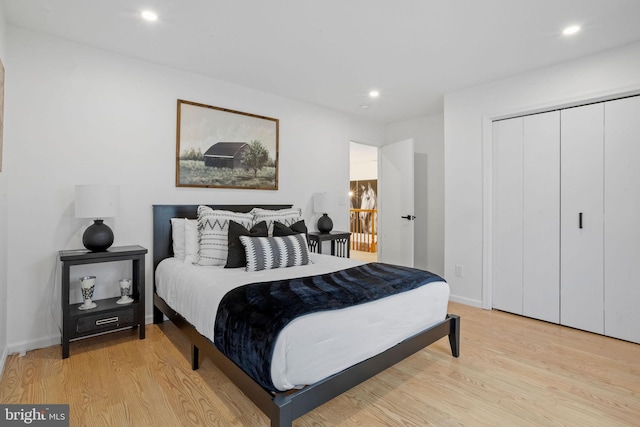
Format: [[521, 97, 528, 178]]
[[155, 253, 450, 391]]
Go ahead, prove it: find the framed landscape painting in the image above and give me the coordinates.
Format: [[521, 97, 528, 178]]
[[176, 99, 279, 189]]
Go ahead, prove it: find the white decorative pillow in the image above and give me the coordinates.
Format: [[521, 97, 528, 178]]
[[197, 206, 253, 266], [239, 234, 311, 272], [171, 218, 186, 260], [251, 207, 303, 236], [184, 219, 200, 264]]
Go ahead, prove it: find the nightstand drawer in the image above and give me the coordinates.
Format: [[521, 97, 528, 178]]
[[76, 308, 134, 334]]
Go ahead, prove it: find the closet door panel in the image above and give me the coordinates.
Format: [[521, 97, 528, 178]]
[[492, 118, 523, 315], [560, 104, 604, 334], [604, 96, 640, 343], [523, 112, 560, 323]]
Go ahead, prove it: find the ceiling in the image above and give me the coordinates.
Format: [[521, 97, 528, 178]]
[[4, 0, 640, 123]]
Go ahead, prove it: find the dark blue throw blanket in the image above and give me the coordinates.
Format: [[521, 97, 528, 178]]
[[214, 262, 444, 391]]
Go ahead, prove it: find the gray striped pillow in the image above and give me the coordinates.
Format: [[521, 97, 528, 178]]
[[197, 206, 254, 266], [239, 234, 310, 271]]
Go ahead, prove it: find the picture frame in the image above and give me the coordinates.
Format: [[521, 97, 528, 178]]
[[176, 99, 279, 190]]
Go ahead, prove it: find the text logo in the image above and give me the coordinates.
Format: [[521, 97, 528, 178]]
[[1, 405, 69, 426]]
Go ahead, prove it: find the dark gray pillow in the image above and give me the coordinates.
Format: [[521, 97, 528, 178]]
[[273, 220, 308, 237], [225, 220, 268, 268]]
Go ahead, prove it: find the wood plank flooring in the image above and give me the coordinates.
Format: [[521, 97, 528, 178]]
[[1, 302, 639, 426]]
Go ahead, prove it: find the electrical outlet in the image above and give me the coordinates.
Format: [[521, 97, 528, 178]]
[[455, 264, 464, 277]]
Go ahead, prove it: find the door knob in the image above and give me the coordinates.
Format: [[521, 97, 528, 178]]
[[401, 215, 416, 220]]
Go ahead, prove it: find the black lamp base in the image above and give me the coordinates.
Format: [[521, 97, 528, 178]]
[[317, 213, 333, 233], [83, 219, 114, 251]]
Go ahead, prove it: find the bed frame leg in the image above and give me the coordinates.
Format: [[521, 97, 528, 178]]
[[191, 345, 200, 370], [270, 403, 292, 427], [448, 314, 460, 357], [153, 306, 164, 324]]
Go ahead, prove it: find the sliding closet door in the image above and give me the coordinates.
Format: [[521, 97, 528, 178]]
[[560, 104, 604, 334], [522, 112, 560, 323], [493, 118, 523, 315], [604, 96, 640, 343]]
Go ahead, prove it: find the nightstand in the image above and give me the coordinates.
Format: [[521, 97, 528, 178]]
[[307, 231, 351, 258], [59, 245, 147, 359]]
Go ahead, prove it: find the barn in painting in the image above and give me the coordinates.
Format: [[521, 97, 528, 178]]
[[204, 142, 248, 168]]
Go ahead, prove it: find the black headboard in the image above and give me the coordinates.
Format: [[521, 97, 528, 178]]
[[152, 204, 293, 272]]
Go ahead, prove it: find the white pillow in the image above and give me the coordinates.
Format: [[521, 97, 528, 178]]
[[184, 219, 200, 264], [251, 207, 303, 236], [170, 218, 186, 260], [197, 206, 253, 266], [240, 234, 311, 271]]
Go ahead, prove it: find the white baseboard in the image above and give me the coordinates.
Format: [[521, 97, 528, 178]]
[[6, 317, 156, 359], [449, 294, 484, 308], [0, 345, 8, 380], [8, 335, 60, 357]]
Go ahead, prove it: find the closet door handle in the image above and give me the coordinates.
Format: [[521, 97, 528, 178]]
[[579, 212, 583, 229]]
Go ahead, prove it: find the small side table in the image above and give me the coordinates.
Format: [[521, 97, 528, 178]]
[[307, 231, 351, 258], [59, 245, 147, 359]]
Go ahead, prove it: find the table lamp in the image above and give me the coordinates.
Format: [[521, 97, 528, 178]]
[[314, 192, 333, 233], [75, 185, 120, 251]]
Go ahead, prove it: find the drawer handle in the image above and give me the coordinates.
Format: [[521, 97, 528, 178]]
[[96, 317, 119, 326]]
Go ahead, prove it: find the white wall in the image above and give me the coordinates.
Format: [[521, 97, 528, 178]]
[[0, 2, 8, 375], [4, 26, 385, 353], [387, 114, 444, 275], [349, 142, 377, 181], [444, 41, 640, 307]]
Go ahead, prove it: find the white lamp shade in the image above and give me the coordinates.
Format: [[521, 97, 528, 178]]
[[313, 192, 328, 213], [75, 185, 120, 219]]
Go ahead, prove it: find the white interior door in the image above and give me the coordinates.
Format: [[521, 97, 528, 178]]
[[522, 111, 560, 323], [604, 96, 640, 343], [492, 112, 560, 322], [492, 118, 524, 315], [379, 139, 415, 267], [560, 103, 604, 334]]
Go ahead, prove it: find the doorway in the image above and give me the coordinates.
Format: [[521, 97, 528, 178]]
[[349, 142, 378, 262]]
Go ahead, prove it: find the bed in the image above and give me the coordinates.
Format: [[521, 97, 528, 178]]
[[152, 204, 460, 427]]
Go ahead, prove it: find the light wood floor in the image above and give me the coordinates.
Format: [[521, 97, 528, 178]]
[[350, 250, 377, 263], [1, 302, 639, 426]]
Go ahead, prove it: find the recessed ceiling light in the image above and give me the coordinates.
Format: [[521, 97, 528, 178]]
[[562, 25, 580, 36], [369, 90, 380, 98], [141, 10, 158, 22]]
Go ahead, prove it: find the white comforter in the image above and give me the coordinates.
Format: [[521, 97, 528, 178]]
[[155, 254, 449, 391]]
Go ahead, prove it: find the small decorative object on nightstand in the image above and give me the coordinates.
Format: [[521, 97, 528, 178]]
[[59, 245, 147, 359], [117, 279, 133, 305], [314, 192, 333, 233], [78, 276, 97, 310], [307, 231, 351, 258], [75, 184, 120, 252]]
